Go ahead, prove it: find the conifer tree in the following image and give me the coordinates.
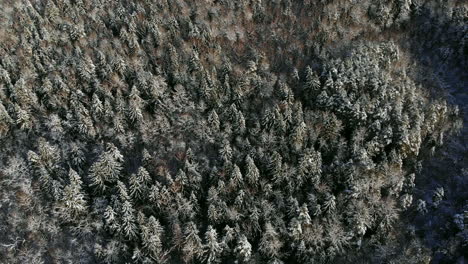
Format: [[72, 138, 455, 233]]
[[0, 102, 12, 135], [322, 193, 336, 213], [203, 226, 223, 264], [235, 235, 252, 262], [92, 94, 104, 119], [259, 222, 283, 259], [182, 221, 204, 263], [304, 66, 321, 94], [141, 215, 164, 260], [298, 204, 312, 226], [290, 121, 307, 152], [14, 104, 32, 131], [129, 173, 143, 201], [57, 168, 87, 222], [127, 86, 144, 123], [245, 155, 260, 187], [229, 164, 244, 190], [104, 205, 120, 234], [117, 181, 138, 240], [89, 144, 123, 191], [289, 218, 303, 241], [269, 151, 283, 183]]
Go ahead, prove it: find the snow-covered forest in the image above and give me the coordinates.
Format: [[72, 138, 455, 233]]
[[0, 0, 466, 263]]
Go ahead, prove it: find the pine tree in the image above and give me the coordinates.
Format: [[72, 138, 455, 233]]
[[189, 50, 202, 72], [129, 167, 151, 201], [229, 164, 243, 189], [207, 187, 223, 224], [203, 226, 223, 264], [269, 151, 283, 184], [127, 86, 144, 123], [220, 142, 233, 162], [14, 104, 32, 131], [304, 66, 321, 98], [322, 193, 336, 213], [175, 169, 189, 193], [92, 94, 104, 119], [298, 204, 312, 225], [234, 190, 246, 209], [0, 102, 12, 135], [57, 168, 87, 221], [289, 218, 303, 241], [182, 221, 204, 263], [432, 187, 444, 207], [104, 205, 120, 234], [36, 139, 61, 170], [298, 149, 322, 184], [259, 222, 283, 259], [89, 144, 123, 191], [185, 159, 202, 193], [117, 181, 138, 240], [141, 215, 164, 260], [290, 121, 307, 152], [129, 173, 143, 201], [416, 199, 428, 214], [235, 235, 252, 262], [245, 155, 260, 187], [235, 111, 246, 134]]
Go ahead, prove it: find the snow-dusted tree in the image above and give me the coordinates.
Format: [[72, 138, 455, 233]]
[[14, 104, 32, 131], [298, 204, 312, 225], [91, 94, 104, 119], [289, 218, 303, 241], [129, 173, 143, 201], [229, 164, 243, 189], [57, 168, 87, 221], [0, 102, 12, 135], [290, 121, 307, 152], [89, 144, 123, 191], [416, 199, 428, 214], [432, 187, 444, 207], [129, 167, 151, 201], [269, 151, 283, 184], [259, 222, 283, 259], [203, 226, 223, 264], [127, 86, 144, 123], [245, 155, 260, 187], [117, 181, 138, 240], [140, 215, 164, 260], [220, 142, 233, 162], [298, 149, 322, 184], [104, 205, 120, 234], [304, 66, 321, 94], [235, 235, 252, 262], [182, 221, 204, 263], [322, 193, 336, 213]]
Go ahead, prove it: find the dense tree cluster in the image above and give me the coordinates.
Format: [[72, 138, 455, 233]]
[[0, 0, 465, 263]]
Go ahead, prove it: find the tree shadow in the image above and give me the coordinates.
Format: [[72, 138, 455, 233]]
[[404, 4, 467, 264]]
